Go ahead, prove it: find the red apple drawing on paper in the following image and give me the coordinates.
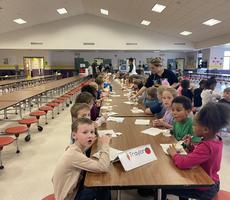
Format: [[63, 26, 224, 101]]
[[145, 147, 151, 154]]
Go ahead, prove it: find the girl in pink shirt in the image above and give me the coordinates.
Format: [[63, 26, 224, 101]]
[[162, 102, 230, 200]]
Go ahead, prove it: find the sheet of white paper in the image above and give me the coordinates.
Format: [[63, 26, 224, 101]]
[[111, 94, 121, 97], [101, 106, 113, 110], [162, 130, 171, 137], [93, 147, 123, 162], [124, 101, 135, 105], [135, 119, 150, 125], [104, 99, 112, 102], [131, 109, 144, 113], [160, 144, 172, 155], [141, 127, 164, 136], [106, 112, 118, 116], [97, 130, 122, 137], [107, 117, 124, 123], [97, 130, 117, 137], [160, 143, 187, 155]]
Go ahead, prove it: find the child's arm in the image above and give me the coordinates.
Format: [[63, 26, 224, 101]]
[[72, 136, 111, 173], [169, 142, 210, 169]]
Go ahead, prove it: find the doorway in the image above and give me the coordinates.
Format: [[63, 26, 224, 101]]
[[23, 57, 44, 78]]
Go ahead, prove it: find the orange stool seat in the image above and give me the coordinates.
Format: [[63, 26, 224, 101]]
[[18, 117, 40, 141], [39, 106, 53, 111], [5, 126, 28, 135], [0, 136, 15, 169], [52, 99, 64, 104], [46, 103, 59, 107], [42, 194, 55, 200], [213, 190, 230, 200], [18, 118, 38, 125], [5, 125, 28, 153], [0, 137, 15, 148], [30, 111, 46, 117]]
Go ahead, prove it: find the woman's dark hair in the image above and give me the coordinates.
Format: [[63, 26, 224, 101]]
[[81, 85, 97, 98], [129, 58, 133, 62], [205, 77, 217, 89], [196, 102, 230, 133], [75, 92, 94, 104], [199, 80, 206, 87], [181, 80, 190, 90], [172, 96, 192, 110]]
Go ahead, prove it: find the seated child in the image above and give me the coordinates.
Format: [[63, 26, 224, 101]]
[[219, 87, 230, 105], [53, 118, 111, 200], [181, 79, 193, 101], [143, 86, 158, 108], [194, 80, 206, 108], [145, 86, 166, 118], [171, 96, 200, 142], [81, 85, 101, 121], [153, 87, 178, 129], [162, 102, 230, 200]]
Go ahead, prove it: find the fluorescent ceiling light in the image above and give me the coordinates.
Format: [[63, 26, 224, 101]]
[[57, 8, 67, 15], [100, 9, 108, 15], [141, 20, 151, 26], [180, 31, 192, 36], [202, 18, 221, 26], [152, 4, 166, 13], [13, 18, 26, 24]]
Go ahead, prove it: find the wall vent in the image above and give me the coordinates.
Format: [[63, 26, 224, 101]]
[[83, 42, 95, 45], [30, 42, 43, 45], [174, 42, 186, 45], [126, 42, 138, 45]]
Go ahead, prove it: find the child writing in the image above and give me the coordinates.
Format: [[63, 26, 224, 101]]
[[143, 86, 159, 108], [153, 87, 178, 129], [171, 96, 199, 142], [53, 118, 111, 200], [162, 102, 230, 200], [145, 86, 166, 118]]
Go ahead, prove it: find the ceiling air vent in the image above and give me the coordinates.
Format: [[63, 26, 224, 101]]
[[30, 42, 43, 45], [126, 42, 138, 45], [174, 42, 186, 45], [83, 42, 95, 45]]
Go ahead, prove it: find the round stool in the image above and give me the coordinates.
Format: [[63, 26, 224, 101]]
[[18, 117, 39, 142], [0, 136, 15, 169], [52, 99, 65, 111], [46, 102, 60, 115], [30, 111, 46, 129], [42, 194, 55, 200], [39, 106, 54, 121], [5, 126, 28, 153]]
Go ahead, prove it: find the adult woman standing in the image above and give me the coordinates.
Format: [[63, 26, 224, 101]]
[[134, 57, 178, 97]]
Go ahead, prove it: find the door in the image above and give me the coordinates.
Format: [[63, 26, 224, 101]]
[[23, 57, 44, 78]]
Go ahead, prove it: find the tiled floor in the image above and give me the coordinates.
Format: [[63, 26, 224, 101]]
[[0, 106, 230, 200]]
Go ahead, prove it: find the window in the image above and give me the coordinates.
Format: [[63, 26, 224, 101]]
[[223, 51, 230, 69]]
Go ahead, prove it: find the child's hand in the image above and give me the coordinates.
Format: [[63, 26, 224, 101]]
[[102, 113, 108, 120], [152, 119, 160, 127], [96, 99, 102, 107], [94, 121, 99, 129], [167, 145, 177, 157], [99, 135, 111, 145]]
